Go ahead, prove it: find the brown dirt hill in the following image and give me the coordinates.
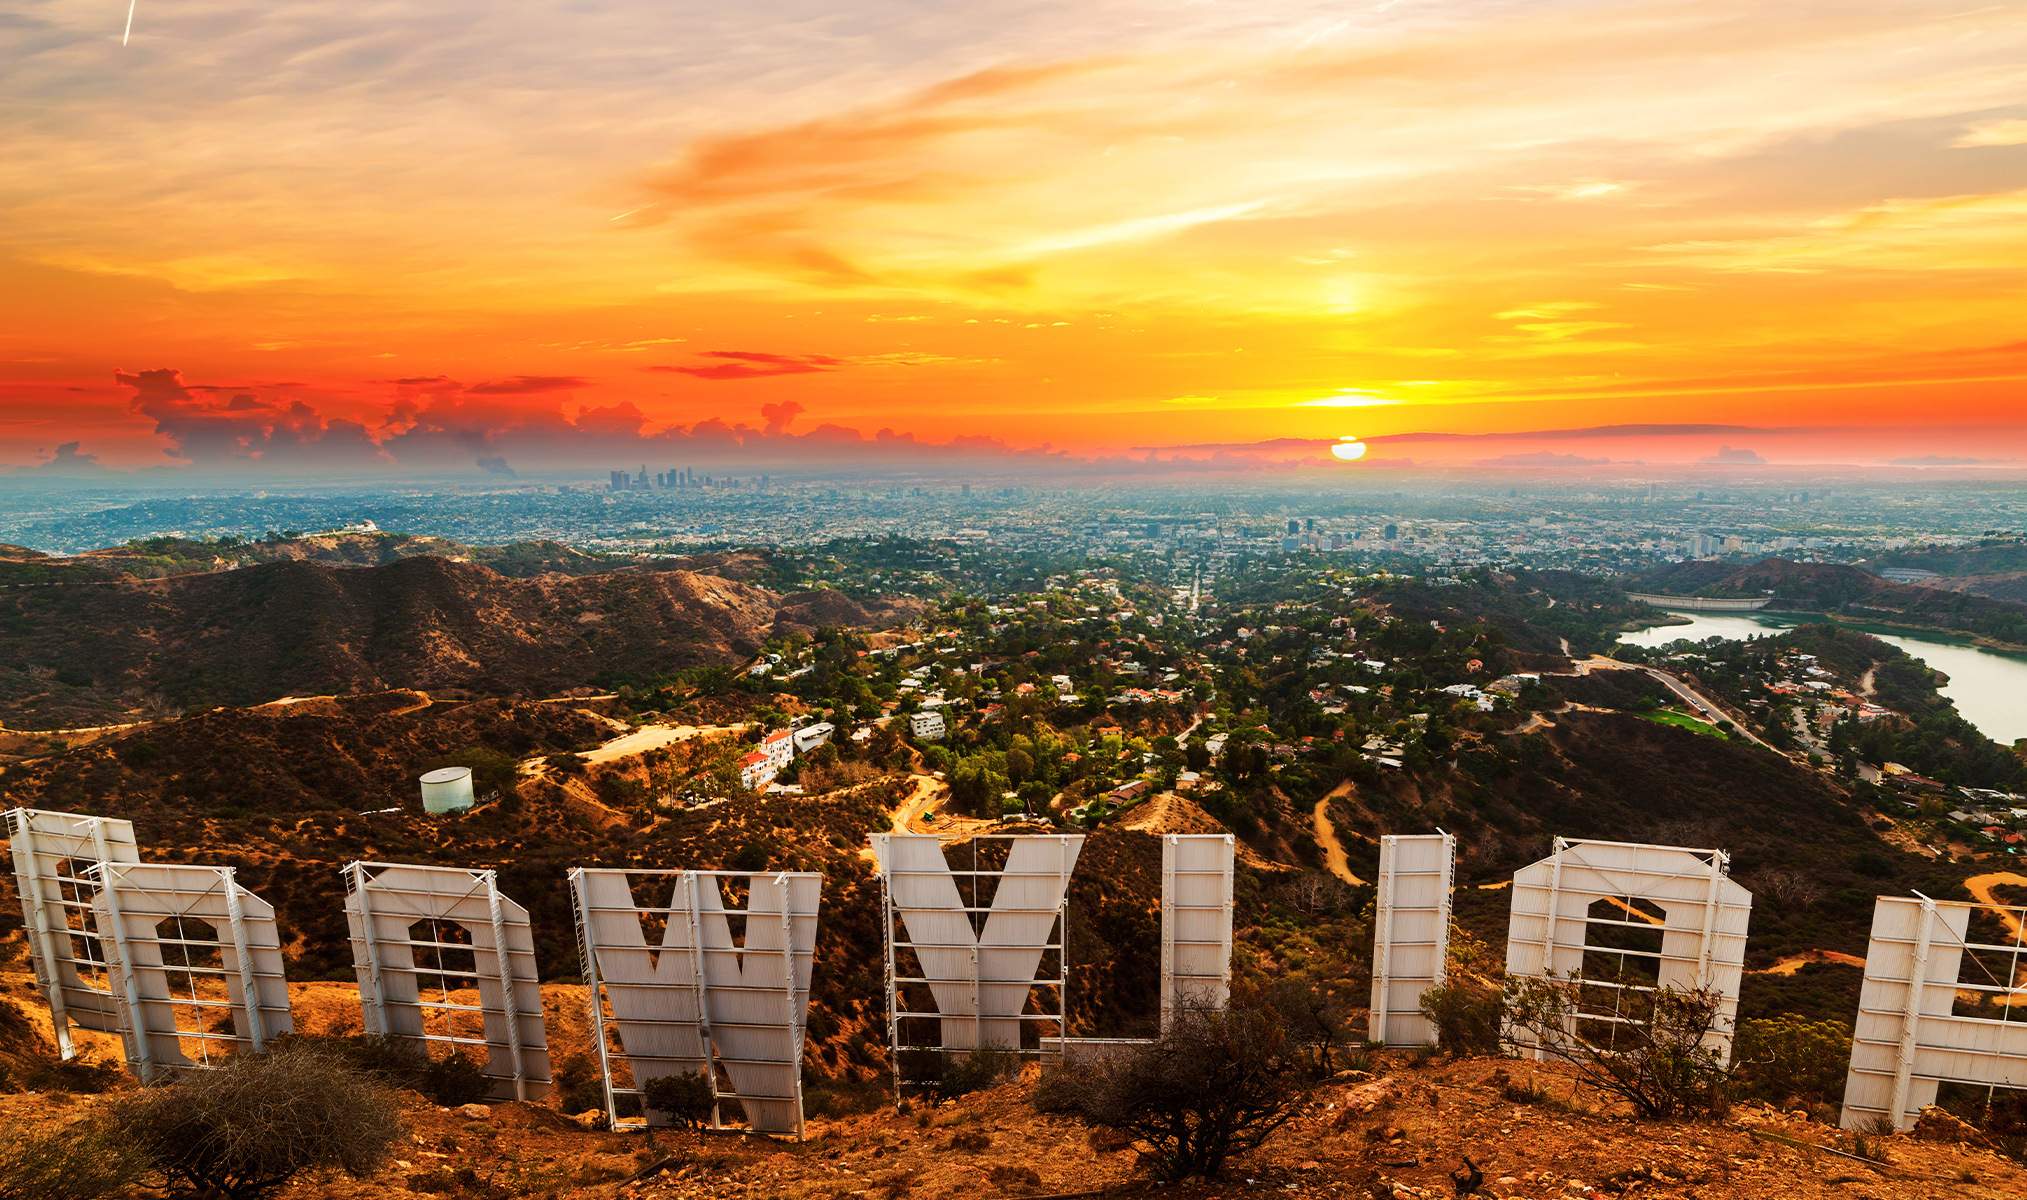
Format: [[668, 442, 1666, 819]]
[[0, 692, 1197, 1075], [0, 555, 919, 728], [1911, 570, 2027, 606], [1314, 704, 1984, 1028], [2, 1038, 2020, 1200], [22, 533, 616, 582], [0, 690, 613, 816]]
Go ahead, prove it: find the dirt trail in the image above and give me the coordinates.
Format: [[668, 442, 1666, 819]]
[[1120, 793, 1287, 870], [577, 721, 744, 766], [1754, 949, 1867, 976], [1964, 872, 2027, 941], [889, 773, 947, 834], [1312, 783, 1365, 885]]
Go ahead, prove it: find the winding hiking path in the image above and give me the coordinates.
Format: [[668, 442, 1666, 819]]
[[1313, 782, 1365, 885], [1964, 872, 2027, 941], [891, 773, 947, 833], [1754, 950, 1868, 975]]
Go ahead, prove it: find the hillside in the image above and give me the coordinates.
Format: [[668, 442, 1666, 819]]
[[0, 689, 1207, 1069], [0, 531, 628, 583], [1873, 538, 2027, 579], [1873, 538, 2027, 607], [1622, 557, 2027, 647], [2, 1027, 2022, 1200], [0, 555, 920, 729], [0, 563, 2011, 1159]]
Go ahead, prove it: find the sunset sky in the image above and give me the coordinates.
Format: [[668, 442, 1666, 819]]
[[4, 0, 2025, 476]]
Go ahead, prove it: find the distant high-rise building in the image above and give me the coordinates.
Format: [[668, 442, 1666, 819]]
[[608, 470, 626, 492], [1287, 519, 1300, 536], [1384, 523, 1398, 540], [1304, 518, 1315, 533], [961, 484, 971, 497]]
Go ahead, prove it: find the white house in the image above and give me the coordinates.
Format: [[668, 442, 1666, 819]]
[[793, 722, 835, 756], [909, 710, 947, 741], [741, 728, 796, 789]]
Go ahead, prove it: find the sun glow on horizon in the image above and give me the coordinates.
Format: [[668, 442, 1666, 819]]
[[3, 0, 2026, 471]]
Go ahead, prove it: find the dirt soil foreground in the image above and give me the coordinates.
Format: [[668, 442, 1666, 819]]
[[6, 1057, 2026, 1200], [2, 973, 2022, 1200]]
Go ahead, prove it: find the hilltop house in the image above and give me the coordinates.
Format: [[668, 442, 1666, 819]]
[[742, 728, 796, 789], [793, 722, 835, 756]]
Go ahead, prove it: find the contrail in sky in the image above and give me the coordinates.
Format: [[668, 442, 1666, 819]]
[[122, 0, 136, 45]]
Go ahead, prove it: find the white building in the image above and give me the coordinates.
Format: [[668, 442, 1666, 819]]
[[742, 729, 796, 789], [909, 711, 947, 741], [793, 723, 835, 756]]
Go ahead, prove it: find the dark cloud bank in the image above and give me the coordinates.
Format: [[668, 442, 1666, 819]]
[[27, 368, 1324, 480]]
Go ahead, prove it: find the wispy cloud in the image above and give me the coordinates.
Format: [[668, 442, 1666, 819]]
[[649, 351, 844, 380], [9, 1, 2027, 461]]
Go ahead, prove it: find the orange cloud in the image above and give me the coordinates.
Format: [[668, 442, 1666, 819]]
[[5, 2, 2027, 467]]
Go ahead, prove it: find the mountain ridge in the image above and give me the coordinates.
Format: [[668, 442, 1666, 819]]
[[0, 554, 921, 729]]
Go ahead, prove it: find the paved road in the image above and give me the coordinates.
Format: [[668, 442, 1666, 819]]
[[1570, 656, 1777, 752], [1638, 667, 1777, 752]]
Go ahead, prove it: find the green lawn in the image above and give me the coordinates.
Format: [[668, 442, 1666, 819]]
[[1637, 708, 1729, 739]]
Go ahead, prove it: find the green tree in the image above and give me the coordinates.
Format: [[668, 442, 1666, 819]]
[[1733, 1016, 1851, 1106]]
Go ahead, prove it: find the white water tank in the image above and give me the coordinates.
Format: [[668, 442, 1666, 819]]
[[419, 766, 475, 813]]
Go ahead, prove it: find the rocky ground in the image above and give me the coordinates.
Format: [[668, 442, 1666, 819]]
[[3, 971, 2020, 1200]]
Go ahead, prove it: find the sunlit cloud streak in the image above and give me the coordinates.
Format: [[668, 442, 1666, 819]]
[[3, 1, 2027, 467]]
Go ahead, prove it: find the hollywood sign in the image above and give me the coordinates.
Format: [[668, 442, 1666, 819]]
[[3, 809, 1231, 1136], [9, 804, 2022, 1134]]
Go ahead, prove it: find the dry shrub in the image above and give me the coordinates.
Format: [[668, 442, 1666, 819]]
[[987, 1163, 1044, 1190], [1034, 991, 1310, 1180], [0, 1121, 151, 1200], [110, 1042, 402, 1200], [799, 759, 886, 794]]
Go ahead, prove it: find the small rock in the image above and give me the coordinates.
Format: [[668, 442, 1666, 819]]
[[1344, 1077, 1403, 1114], [1912, 1105, 1984, 1145], [458, 1103, 490, 1120], [1300, 1160, 1321, 1171]]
